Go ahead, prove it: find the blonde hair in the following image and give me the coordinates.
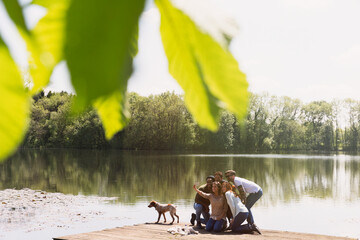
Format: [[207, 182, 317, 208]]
[[222, 181, 233, 192], [222, 181, 240, 197]]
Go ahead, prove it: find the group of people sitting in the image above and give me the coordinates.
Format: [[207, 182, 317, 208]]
[[191, 170, 263, 234]]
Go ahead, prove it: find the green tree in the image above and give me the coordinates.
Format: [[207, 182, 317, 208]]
[[302, 101, 333, 150], [343, 99, 360, 151], [64, 109, 106, 148], [331, 100, 343, 151], [122, 92, 195, 150], [193, 110, 236, 151], [245, 93, 272, 151], [20, 91, 360, 152], [272, 97, 304, 150]]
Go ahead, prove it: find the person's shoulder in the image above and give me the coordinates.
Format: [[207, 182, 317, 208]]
[[198, 184, 207, 190], [235, 176, 243, 182], [225, 191, 234, 197]]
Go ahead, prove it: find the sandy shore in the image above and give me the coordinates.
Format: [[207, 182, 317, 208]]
[[0, 188, 117, 233]]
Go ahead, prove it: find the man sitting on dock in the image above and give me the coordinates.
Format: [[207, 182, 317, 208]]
[[190, 175, 215, 228]]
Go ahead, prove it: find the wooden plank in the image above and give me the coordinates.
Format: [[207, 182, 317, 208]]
[[53, 223, 357, 240]]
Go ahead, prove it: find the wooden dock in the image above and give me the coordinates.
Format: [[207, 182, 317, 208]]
[[53, 223, 356, 240]]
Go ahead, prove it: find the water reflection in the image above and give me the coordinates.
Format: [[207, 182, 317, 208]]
[[1, 150, 359, 205]]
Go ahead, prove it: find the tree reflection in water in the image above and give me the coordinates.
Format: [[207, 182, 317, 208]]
[[1, 150, 359, 205]]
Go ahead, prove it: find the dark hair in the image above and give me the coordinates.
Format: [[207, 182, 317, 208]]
[[214, 171, 223, 178], [206, 175, 215, 181], [213, 181, 222, 195]]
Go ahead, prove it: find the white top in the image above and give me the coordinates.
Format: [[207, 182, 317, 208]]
[[225, 191, 248, 218], [234, 176, 261, 194]]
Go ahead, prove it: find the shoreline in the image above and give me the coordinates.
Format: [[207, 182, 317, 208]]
[[0, 188, 117, 234]]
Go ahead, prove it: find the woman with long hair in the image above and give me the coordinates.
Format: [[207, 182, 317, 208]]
[[193, 181, 227, 232], [222, 181, 260, 234]]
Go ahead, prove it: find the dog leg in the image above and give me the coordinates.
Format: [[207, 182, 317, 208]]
[[156, 212, 161, 224], [174, 213, 179, 223], [170, 213, 175, 225], [163, 213, 166, 223]]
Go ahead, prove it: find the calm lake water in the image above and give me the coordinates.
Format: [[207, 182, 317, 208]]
[[1, 149, 360, 239]]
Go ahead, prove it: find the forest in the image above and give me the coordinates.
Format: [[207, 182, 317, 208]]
[[22, 91, 360, 152]]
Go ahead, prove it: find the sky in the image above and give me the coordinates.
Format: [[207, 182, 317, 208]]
[[1, 0, 360, 103]]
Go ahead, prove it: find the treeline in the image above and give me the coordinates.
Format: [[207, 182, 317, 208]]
[[22, 91, 360, 152]]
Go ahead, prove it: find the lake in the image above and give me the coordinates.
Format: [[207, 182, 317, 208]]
[[1, 149, 360, 239]]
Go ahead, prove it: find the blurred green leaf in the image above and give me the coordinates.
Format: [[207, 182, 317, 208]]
[[0, 37, 30, 161], [32, 0, 59, 8], [3, 0, 46, 94], [94, 92, 129, 140], [65, 0, 145, 112], [29, 0, 70, 94], [93, 28, 138, 140], [156, 0, 248, 131], [2, 0, 29, 34], [3, 0, 67, 94]]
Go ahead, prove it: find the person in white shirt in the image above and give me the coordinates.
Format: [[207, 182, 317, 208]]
[[222, 181, 261, 234], [225, 170, 263, 233]]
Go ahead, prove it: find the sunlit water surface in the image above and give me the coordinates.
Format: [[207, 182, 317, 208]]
[[1, 150, 360, 239]]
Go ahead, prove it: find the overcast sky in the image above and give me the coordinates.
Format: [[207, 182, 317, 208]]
[[1, 0, 360, 103]]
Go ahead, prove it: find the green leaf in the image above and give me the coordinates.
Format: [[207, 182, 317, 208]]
[[3, 0, 67, 94], [0, 37, 30, 161], [30, 0, 70, 93], [93, 28, 138, 140], [2, 0, 29, 34], [32, 0, 60, 8], [93, 92, 129, 140], [28, 0, 70, 94], [65, 0, 145, 111], [2, 0, 47, 94], [156, 0, 248, 131]]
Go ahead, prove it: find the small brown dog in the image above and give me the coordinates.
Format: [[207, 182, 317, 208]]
[[148, 200, 179, 224]]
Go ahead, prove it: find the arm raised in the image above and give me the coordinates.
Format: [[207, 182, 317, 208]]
[[193, 184, 211, 199]]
